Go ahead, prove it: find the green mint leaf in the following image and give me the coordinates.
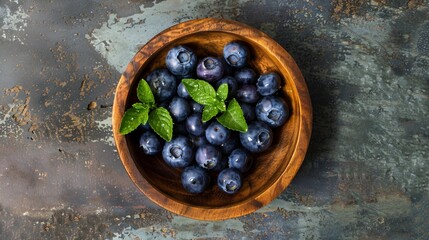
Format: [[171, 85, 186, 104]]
[[216, 83, 228, 101], [132, 102, 146, 109], [119, 106, 147, 135], [148, 107, 173, 142], [217, 98, 248, 132], [182, 79, 217, 105], [137, 79, 155, 106], [202, 105, 219, 122], [215, 99, 226, 112], [132, 103, 149, 124]]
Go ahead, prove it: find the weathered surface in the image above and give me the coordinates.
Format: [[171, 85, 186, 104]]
[[0, 0, 428, 239]]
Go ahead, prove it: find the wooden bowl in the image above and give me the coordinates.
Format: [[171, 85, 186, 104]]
[[112, 18, 312, 220]]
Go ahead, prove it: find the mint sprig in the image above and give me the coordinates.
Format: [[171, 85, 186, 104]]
[[202, 105, 219, 122], [217, 99, 248, 132], [119, 79, 173, 141], [148, 107, 173, 142], [182, 79, 218, 105], [119, 107, 147, 135], [182, 79, 248, 132]]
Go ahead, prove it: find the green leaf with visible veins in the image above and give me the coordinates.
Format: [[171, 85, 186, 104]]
[[215, 100, 226, 112], [202, 105, 219, 122], [216, 83, 228, 101], [182, 79, 217, 105], [119, 106, 148, 135], [132, 103, 149, 125], [137, 79, 155, 106], [148, 107, 173, 142], [217, 98, 248, 132]]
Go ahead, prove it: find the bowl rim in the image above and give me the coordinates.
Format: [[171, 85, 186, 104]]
[[112, 18, 312, 220]]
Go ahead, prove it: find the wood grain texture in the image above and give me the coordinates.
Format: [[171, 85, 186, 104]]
[[112, 18, 312, 220]]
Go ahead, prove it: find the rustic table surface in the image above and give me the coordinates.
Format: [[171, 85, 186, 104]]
[[1, 1, 428, 239]]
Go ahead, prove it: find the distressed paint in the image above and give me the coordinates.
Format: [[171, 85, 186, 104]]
[[86, 0, 253, 73], [0, 0, 428, 239], [0, 0, 28, 44]]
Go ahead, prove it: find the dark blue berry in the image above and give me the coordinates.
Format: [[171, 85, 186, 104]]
[[166, 45, 197, 76], [196, 57, 224, 82], [195, 144, 222, 170], [190, 101, 203, 113], [223, 41, 248, 68], [239, 121, 273, 153], [234, 67, 257, 85], [212, 156, 228, 172], [177, 82, 191, 99], [189, 134, 209, 147], [240, 103, 256, 122], [181, 165, 210, 194], [169, 97, 191, 122], [162, 136, 194, 168], [217, 168, 242, 194], [256, 72, 281, 96], [205, 121, 231, 145], [219, 132, 240, 155], [236, 84, 260, 103], [146, 68, 177, 101], [185, 113, 207, 136], [139, 130, 164, 155], [216, 76, 238, 99], [228, 148, 252, 173], [256, 96, 289, 128]]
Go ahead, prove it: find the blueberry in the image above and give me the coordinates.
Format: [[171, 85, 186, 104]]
[[162, 136, 194, 168], [216, 76, 237, 99], [240, 103, 256, 122], [181, 165, 210, 194], [190, 101, 203, 113], [228, 148, 253, 173], [236, 84, 260, 103], [146, 69, 177, 101], [256, 96, 289, 128], [139, 130, 164, 155], [196, 57, 224, 82], [169, 97, 191, 122], [189, 134, 209, 147], [185, 113, 207, 136], [256, 72, 281, 96], [240, 121, 273, 153], [219, 132, 240, 155], [205, 121, 231, 145], [212, 156, 228, 172], [217, 168, 242, 194], [223, 41, 248, 68], [234, 67, 257, 85], [177, 82, 190, 99], [166, 45, 197, 76], [195, 144, 222, 170]]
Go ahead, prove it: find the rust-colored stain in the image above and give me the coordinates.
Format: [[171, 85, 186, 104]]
[[3, 85, 38, 133], [332, 0, 365, 21]]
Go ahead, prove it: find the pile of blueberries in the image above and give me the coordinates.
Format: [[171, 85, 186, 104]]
[[138, 41, 289, 194]]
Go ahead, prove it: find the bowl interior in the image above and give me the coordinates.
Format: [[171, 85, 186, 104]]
[[124, 31, 301, 208]]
